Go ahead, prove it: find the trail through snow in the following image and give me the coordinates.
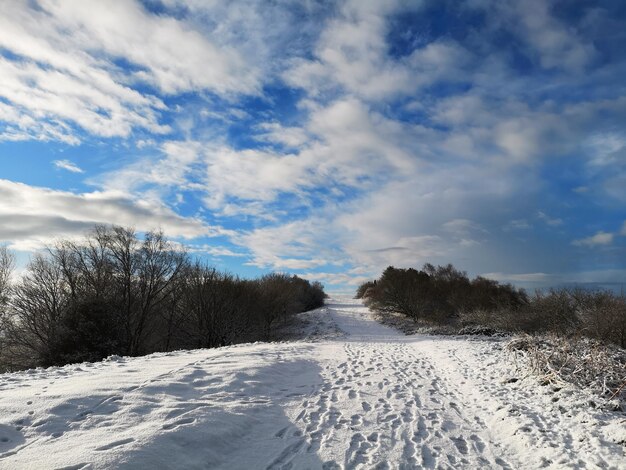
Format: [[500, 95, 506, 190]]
[[0, 298, 624, 469]]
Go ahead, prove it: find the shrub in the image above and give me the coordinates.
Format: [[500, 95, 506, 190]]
[[363, 264, 527, 326], [576, 290, 626, 348], [355, 281, 375, 299]]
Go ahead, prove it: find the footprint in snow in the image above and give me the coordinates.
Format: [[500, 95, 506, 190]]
[[274, 426, 291, 438], [95, 437, 134, 451], [162, 417, 195, 430]]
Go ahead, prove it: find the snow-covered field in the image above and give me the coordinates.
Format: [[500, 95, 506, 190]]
[[0, 298, 624, 469]]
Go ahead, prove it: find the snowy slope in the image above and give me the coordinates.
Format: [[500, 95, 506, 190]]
[[0, 298, 624, 469]]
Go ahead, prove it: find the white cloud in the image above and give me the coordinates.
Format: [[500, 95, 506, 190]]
[[196, 98, 418, 216], [185, 244, 246, 258], [442, 219, 486, 235], [332, 157, 529, 273], [483, 272, 553, 283], [435, 94, 574, 164], [98, 140, 203, 193], [203, 146, 314, 210], [505, 219, 531, 231], [474, 0, 596, 71], [255, 122, 309, 148], [484, 269, 626, 288], [53, 159, 83, 173], [0, 0, 261, 143], [160, 0, 326, 79], [285, 0, 467, 101], [35, 0, 258, 96], [537, 211, 563, 227], [0, 179, 212, 250], [270, 258, 331, 270], [301, 271, 372, 287], [0, 36, 168, 142], [459, 238, 480, 247], [585, 133, 626, 167], [235, 217, 343, 271], [573, 231, 614, 247]]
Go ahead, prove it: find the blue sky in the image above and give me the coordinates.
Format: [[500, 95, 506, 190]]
[[1, 0, 625, 292]]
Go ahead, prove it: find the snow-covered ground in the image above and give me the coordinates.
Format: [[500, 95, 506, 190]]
[[0, 298, 624, 469]]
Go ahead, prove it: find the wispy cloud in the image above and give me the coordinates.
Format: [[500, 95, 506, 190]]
[[537, 211, 563, 227], [0, 0, 262, 144], [483, 272, 553, 283], [53, 159, 83, 173], [573, 231, 614, 247]]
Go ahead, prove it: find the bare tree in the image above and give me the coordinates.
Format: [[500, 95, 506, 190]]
[[8, 254, 68, 367], [0, 245, 14, 311], [129, 230, 187, 354], [1, 225, 327, 370], [170, 263, 252, 349], [0, 246, 15, 370]]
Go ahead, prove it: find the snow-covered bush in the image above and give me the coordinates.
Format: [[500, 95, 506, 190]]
[[506, 334, 626, 411], [457, 289, 626, 349]]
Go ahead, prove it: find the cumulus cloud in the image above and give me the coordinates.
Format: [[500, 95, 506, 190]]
[[93, 1, 626, 288]]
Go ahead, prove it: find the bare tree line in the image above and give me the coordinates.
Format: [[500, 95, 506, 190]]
[[0, 226, 326, 371]]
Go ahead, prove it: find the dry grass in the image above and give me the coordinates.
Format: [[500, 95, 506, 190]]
[[506, 334, 626, 412]]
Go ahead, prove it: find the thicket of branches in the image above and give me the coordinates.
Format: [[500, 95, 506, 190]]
[[357, 264, 526, 324], [357, 264, 626, 349], [0, 226, 325, 371]]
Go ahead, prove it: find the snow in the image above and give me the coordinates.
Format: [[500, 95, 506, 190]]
[[0, 298, 624, 469]]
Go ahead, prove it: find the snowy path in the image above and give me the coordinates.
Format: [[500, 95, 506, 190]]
[[0, 298, 624, 469]]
